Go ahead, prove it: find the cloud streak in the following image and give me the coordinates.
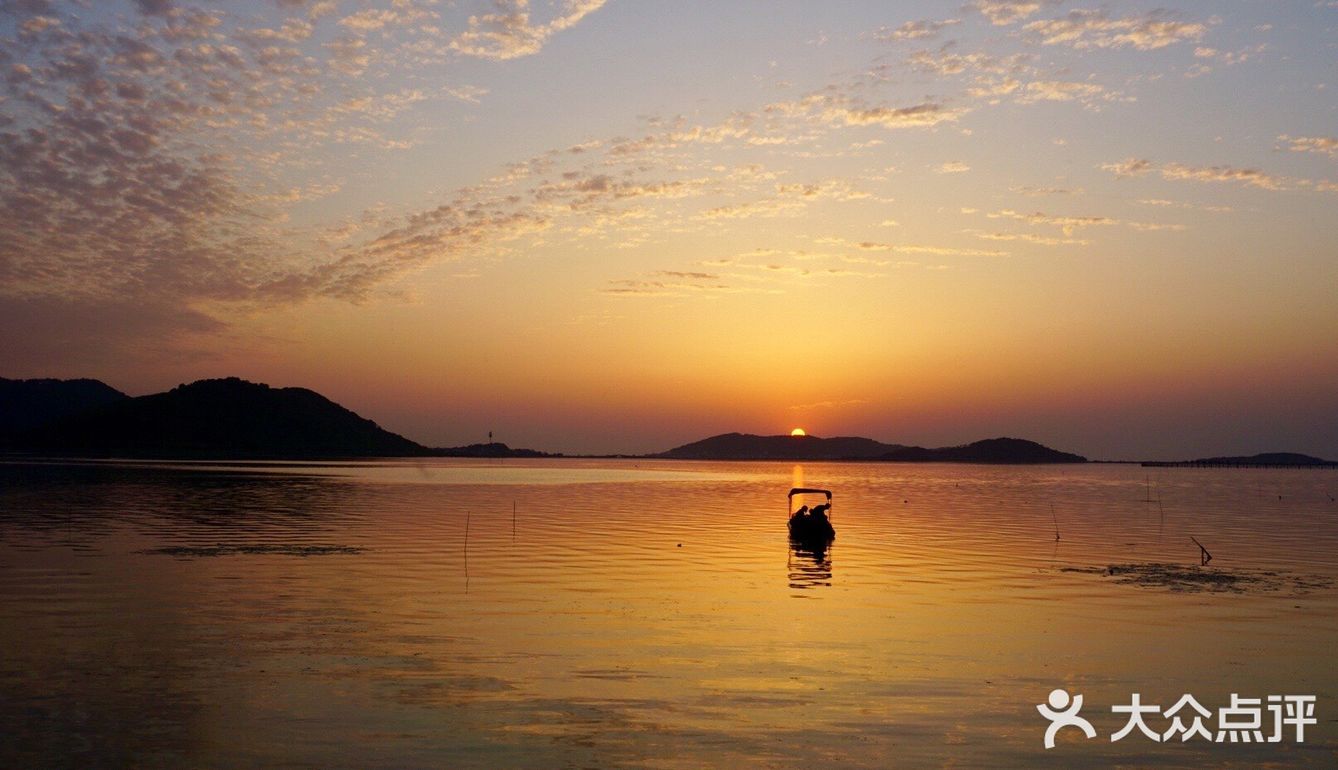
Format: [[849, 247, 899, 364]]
[[1023, 10, 1207, 51], [1101, 158, 1291, 190], [449, 0, 607, 61]]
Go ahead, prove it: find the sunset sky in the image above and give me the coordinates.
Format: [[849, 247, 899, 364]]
[[2, 0, 1336, 458]]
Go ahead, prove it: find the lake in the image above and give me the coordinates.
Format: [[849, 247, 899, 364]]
[[2, 458, 1335, 767]]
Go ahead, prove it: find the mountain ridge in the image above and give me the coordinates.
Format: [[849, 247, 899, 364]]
[[1, 377, 129, 442], [654, 433, 1087, 463], [652, 432, 907, 461], [17, 377, 427, 458]]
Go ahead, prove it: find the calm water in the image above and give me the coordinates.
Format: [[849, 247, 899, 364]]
[[2, 458, 1336, 768]]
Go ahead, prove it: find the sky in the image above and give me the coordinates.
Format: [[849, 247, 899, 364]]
[[2, 0, 1336, 459]]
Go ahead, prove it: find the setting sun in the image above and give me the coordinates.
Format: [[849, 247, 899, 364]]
[[791, 428, 807, 437]]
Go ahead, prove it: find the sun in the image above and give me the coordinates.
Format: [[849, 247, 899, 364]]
[[790, 428, 806, 437]]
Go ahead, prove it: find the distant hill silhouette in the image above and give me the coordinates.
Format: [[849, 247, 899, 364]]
[[433, 442, 558, 458], [18, 377, 428, 459], [654, 432, 907, 460], [1, 377, 128, 442], [654, 433, 1085, 463], [879, 437, 1087, 464], [1143, 452, 1336, 468]]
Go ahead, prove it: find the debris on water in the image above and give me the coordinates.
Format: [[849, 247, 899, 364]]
[[1058, 563, 1332, 594], [142, 544, 365, 557]]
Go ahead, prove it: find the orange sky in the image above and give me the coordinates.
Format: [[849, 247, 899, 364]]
[[2, 1, 1336, 457]]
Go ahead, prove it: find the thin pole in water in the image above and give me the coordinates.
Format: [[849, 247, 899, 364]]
[[512, 500, 516, 542], [1050, 503, 1060, 542], [1189, 534, 1212, 566]]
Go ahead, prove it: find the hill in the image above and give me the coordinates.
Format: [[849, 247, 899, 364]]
[[653, 433, 1086, 463], [1143, 452, 1336, 468], [18, 377, 428, 458], [432, 442, 558, 458], [653, 432, 907, 460], [0, 377, 128, 440], [879, 437, 1087, 464]]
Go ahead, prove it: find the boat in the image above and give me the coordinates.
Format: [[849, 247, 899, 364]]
[[787, 487, 835, 544]]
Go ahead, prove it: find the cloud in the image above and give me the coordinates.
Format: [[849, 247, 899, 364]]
[[601, 251, 887, 297], [874, 18, 960, 41], [1011, 185, 1078, 196], [449, 0, 607, 61], [979, 208, 1183, 236], [1136, 198, 1232, 213], [697, 179, 871, 221], [974, 231, 1089, 246], [816, 237, 1004, 257], [1279, 135, 1338, 158], [0, 293, 228, 369], [134, 0, 175, 17], [986, 209, 1118, 234], [1101, 159, 1289, 191], [907, 49, 1029, 77], [1023, 10, 1207, 51], [1017, 80, 1112, 105], [822, 99, 967, 129], [601, 274, 743, 298], [0, 0, 545, 344], [1100, 158, 1154, 177], [935, 161, 971, 174], [789, 398, 869, 411], [971, 1, 1055, 26], [1159, 162, 1286, 190]]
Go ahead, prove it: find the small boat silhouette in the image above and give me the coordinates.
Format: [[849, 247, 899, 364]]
[[787, 487, 835, 544]]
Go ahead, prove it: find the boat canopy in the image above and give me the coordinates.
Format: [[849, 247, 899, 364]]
[[788, 487, 832, 500]]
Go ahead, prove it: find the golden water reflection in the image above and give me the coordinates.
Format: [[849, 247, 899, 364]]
[[1, 459, 1336, 768]]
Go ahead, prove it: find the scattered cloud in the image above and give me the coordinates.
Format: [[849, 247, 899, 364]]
[[1011, 185, 1078, 196], [986, 209, 1118, 235], [774, 93, 969, 130], [971, 1, 1057, 27], [1279, 135, 1338, 158], [1136, 199, 1232, 213], [975, 208, 1186, 237], [974, 231, 1089, 246], [1159, 162, 1286, 190], [1102, 156, 1336, 193], [602, 272, 745, 298], [0, 0, 1328, 372], [874, 18, 960, 41], [1100, 158, 1154, 177], [1017, 80, 1111, 104], [449, 0, 608, 61], [813, 236, 1004, 258], [1024, 10, 1206, 51], [789, 398, 869, 411]]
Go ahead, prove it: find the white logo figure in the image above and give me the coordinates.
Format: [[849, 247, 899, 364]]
[[1038, 688, 1097, 749]]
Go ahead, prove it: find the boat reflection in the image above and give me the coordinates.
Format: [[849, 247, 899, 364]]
[[787, 541, 832, 590]]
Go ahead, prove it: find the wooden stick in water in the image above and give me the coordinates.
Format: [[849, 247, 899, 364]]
[[1189, 534, 1211, 566], [1050, 503, 1060, 541]]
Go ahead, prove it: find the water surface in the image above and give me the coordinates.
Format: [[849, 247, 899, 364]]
[[2, 459, 1335, 767]]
